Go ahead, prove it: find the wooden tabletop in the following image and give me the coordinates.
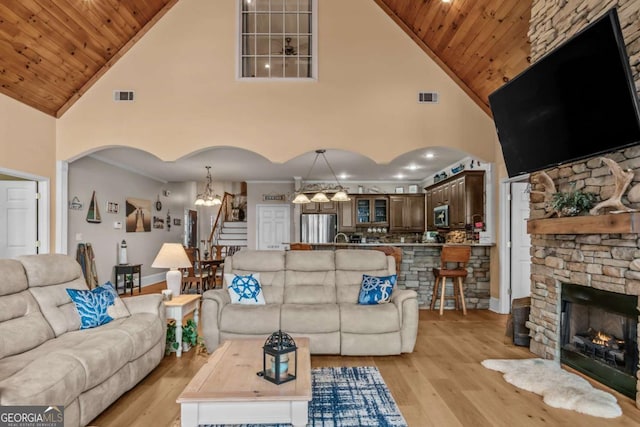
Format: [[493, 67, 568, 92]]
[[177, 338, 311, 403], [163, 294, 201, 307]]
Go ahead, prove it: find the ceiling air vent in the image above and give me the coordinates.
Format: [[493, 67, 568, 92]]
[[113, 90, 135, 102], [418, 91, 438, 104]]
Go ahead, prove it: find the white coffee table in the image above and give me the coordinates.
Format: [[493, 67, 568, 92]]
[[177, 338, 311, 427], [164, 294, 201, 357]]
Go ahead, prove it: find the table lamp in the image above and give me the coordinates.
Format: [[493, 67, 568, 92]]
[[151, 243, 192, 296]]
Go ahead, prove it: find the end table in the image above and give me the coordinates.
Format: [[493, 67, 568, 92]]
[[114, 264, 142, 295]]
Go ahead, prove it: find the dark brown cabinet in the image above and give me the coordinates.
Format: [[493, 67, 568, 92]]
[[301, 201, 337, 214], [355, 196, 388, 226], [425, 171, 484, 230], [337, 199, 356, 232], [389, 195, 425, 232]]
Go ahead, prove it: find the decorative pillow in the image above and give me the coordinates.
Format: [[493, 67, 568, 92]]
[[107, 295, 131, 319], [224, 273, 266, 305], [358, 274, 397, 305], [66, 282, 118, 329]]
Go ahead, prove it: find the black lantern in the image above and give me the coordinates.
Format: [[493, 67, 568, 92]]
[[262, 330, 297, 385]]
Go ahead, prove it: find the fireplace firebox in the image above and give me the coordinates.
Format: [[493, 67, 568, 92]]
[[560, 283, 638, 398]]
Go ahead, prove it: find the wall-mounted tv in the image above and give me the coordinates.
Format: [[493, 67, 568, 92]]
[[489, 8, 640, 178]]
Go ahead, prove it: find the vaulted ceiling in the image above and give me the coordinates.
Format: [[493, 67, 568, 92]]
[[0, 0, 531, 118]]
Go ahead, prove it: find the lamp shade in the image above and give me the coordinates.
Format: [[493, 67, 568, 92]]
[[310, 192, 330, 203], [151, 243, 192, 269], [292, 193, 311, 204], [331, 190, 350, 202]]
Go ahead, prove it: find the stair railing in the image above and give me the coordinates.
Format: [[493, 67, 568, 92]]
[[207, 192, 234, 257]]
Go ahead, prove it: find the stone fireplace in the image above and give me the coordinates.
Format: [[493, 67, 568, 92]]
[[525, 0, 640, 408]]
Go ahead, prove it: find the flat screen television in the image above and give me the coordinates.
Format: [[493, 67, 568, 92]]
[[489, 8, 640, 178]]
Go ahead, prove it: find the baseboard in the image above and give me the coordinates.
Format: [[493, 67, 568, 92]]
[[490, 297, 505, 314], [142, 272, 166, 287]]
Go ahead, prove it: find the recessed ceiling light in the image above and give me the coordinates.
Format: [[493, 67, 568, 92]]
[[425, 153, 435, 159], [339, 173, 349, 180], [405, 164, 420, 171], [394, 173, 405, 179]]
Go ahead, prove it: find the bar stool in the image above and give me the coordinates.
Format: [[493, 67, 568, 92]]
[[430, 245, 471, 315]]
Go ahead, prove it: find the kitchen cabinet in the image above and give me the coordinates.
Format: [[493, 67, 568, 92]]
[[301, 201, 337, 214], [389, 195, 425, 232], [337, 199, 356, 232], [355, 196, 388, 225], [425, 171, 484, 230]]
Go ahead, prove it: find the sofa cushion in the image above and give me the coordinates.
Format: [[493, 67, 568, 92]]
[[335, 250, 395, 303], [284, 251, 336, 304], [225, 273, 266, 305], [66, 282, 119, 329], [96, 313, 163, 360], [358, 274, 397, 305], [0, 259, 56, 360], [20, 255, 87, 337], [281, 304, 339, 333], [226, 250, 285, 304], [220, 303, 280, 334], [0, 352, 85, 406], [340, 303, 400, 334]]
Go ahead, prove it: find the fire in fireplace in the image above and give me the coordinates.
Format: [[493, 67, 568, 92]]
[[560, 283, 638, 399]]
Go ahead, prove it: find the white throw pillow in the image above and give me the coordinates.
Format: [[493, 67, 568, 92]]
[[224, 273, 266, 305], [107, 297, 131, 319]]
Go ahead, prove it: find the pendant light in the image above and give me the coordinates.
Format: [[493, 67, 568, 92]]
[[292, 149, 351, 204], [194, 166, 222, 206]]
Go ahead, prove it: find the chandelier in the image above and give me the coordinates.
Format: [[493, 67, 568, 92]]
[[292, 149, 350, 204], [194, 166, 222, 206]]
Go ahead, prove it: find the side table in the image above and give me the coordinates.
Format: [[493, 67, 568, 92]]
[[114, 264, 142, 295], [164, 294, 201, 358]]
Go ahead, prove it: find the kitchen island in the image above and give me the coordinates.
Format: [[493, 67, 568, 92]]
[[286, 242, 493, 310]]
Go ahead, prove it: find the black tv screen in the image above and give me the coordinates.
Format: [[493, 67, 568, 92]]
[[489, 8, 640, 177]]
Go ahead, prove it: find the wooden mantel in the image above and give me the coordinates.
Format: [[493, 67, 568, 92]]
[[527, 212, 640, 235]]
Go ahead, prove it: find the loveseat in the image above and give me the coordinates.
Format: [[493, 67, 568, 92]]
[[202, 249, 419, 355], [0, 254, 165, 427]]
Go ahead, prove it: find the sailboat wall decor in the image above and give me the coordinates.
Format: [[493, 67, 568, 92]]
[[86, 191, 102, 223]]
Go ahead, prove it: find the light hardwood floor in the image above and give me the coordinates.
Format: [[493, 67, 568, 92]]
[[92, 284, 640, 426]]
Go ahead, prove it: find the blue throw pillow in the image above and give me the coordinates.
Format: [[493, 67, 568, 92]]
[[224, 273, 266, 305], [358, 274, 397, 305], [66, 282, 118, 329]]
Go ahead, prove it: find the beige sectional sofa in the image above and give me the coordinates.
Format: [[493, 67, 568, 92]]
[[202, 249, 419, 355], [0, 254, 165, 427]]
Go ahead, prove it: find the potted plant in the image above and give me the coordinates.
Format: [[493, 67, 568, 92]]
[[181, 319, 199, 352], [165, 320, 180, 355], [551, 188, 597, 217]]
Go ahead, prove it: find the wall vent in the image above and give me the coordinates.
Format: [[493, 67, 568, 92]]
[[418, 91, 438, 104], [113, 90, 135, 102]]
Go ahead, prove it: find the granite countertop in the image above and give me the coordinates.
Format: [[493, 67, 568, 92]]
[[288, 242, 495, 247]]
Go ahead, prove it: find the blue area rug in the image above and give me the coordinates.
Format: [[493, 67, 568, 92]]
[[204, 366, 407, 427]]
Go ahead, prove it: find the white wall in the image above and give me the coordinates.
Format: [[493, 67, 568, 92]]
[[68, 156, 193, 285]]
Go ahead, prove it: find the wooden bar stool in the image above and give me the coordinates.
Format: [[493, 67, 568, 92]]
[[430, 245, 471, 315]]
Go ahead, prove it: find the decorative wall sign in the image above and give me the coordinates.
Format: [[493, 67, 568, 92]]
[[106, 202, 119, 214], [263, 194, 286, 201], [173, 218, 182, 226], [69, 196, 83, 210], [125, 198, 151, 232], [153, 216, 164, 229]]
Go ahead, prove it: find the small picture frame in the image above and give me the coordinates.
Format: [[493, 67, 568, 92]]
[[408, 184, 419, 194], [395, 186, 404, 194], [173, 218, 181, 226], [106, 202, 119, 214]]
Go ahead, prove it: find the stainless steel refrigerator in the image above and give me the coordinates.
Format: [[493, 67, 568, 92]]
[[300, 214, 337, 244]]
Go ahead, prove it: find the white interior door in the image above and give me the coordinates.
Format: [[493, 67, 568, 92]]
[[256, 204, 290, 250], [510, 182, 531, 301], [0, 181, 38, 258]]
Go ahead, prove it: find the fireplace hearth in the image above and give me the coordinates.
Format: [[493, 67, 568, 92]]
[[561, 283, 638, 398]]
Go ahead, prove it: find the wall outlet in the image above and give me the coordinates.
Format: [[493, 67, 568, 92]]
[[75, 233, 83, 241], [113, 221, 123, 229]]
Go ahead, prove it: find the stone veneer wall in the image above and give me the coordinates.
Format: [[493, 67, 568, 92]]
[[528, 0, 640, 406], [398, 246, 490, 309]]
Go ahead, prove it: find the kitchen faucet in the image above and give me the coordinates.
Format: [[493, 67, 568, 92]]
[[334, 232, 349, 243]]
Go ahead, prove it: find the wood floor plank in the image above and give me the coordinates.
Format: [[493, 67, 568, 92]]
[[90, 286, 640, 426]]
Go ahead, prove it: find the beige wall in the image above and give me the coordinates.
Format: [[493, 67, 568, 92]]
[[56, 0, 497, 165], [0, 95, 57, 251]]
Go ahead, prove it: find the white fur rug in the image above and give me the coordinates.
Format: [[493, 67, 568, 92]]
[[481, 358, 622, 418]]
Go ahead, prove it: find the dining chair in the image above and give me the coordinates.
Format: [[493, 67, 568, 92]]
[[181, 247, 212, 294], [430, 245, 471, 315]]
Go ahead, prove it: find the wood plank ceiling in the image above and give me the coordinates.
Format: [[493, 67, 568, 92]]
[[0, 0, 531, 118], [374, 0, 533, 115], [0, 0, 177, 117]]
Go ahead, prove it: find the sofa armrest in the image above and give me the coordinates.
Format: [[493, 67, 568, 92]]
[[391, 289, 419, 353], [201, 289, 230, 353], [123, 294, 164, 316]]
